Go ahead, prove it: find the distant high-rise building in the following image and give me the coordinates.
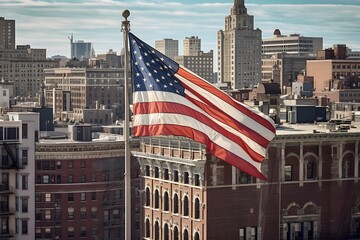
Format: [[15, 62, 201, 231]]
[[155, 38, 178, 60], [0, 17, 15, 49], [217, 0, 262, 89], [183, 36, 201, 56], [69, 34, 95, 60], [262, 29, 323, 56]]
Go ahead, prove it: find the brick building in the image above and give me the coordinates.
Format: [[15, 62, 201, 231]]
[[35, 135, 141, 240], [134, 123, 360, 239]]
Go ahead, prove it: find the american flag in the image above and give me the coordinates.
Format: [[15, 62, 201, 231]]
[[129, 33, 276, 180]]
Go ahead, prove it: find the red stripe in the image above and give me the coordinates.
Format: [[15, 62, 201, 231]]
[[133, 101, 265, 162], [133, 124, 267, 180], [184, 94, 269, 148], [177, 67, 276, 133]]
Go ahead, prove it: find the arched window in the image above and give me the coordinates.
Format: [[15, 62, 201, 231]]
[[195, 198, 200, 219], [184, 196, 189, 216], [164, 192, 169, 211], [155, 189, 160, 209], [145, 187, 150, 206], [173, 193, 179, 214], [183, 229, 189, 240], [194, 232, 200, 240], [154, 221, 159, 240], [145, 218, 150, 238], [164, 223, 169, 240], [173, 226, 179, 240]]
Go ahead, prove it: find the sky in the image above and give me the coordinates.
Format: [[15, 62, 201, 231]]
[[1, 0, 360, 58]]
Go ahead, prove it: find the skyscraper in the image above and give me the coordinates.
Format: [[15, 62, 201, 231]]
[[154, 38, 178, 60], [183, 36, 201, 56], [217, 0, 262, 89], [0, 17, 15, 49], [69, 34, 95, 60]]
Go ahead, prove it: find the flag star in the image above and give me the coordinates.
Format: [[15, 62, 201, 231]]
[[164, 85, 167, 88], [146, 62, 150, 66], [155, 78, 160, 82], [156, 58, 159, 62], [144, 52, 148, 56], [168, 65, 172, 69], [151, 50, 155, 53], [141, 67, 144, 71], [176, 90, 179, 93], [149, 84, 153, 88], [136, 84, 141, 88], [133, 50, 137, 54], [160, 57, 164, 61], [139, 56, 142, 60], [169, 82, 173, 86], [136, 72, 140, 77], [151, 60, 155, 63], [159, 66, 163, 70], [174, 80, 178, 83], [148, 73, 152, 76], [143, 78, 146, 82], [132, 40, 136, 44], [167, 73, 171, 76], [161, 76, 165, 79], [153, 70, 157, 73], [135, 62, 138, 65], [164, 65, 168, 69]]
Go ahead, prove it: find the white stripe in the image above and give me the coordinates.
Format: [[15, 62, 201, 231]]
[[175, 71, 275, 141], [133, 112, 262, 171], [133, 91, 266, 157]]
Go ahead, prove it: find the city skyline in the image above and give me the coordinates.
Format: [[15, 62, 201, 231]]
[[1, 0, 359, 58]]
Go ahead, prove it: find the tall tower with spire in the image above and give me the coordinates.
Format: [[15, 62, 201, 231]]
[[217, 0, 262, 89]]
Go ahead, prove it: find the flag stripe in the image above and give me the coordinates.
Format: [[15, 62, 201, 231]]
[[133, 124, 266, 180], [133, 112, 260, 166], [133, 101, 265, 162], [177, 67, 276, 136], [133, 91, 267, 157]]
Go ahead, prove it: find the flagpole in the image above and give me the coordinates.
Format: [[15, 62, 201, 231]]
[[121, 9, 131, 240]]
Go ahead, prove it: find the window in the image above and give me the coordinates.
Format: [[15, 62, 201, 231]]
[[184, 196, 189, 216], [68, 160, 74, 169], [81, 160, 86, 168], [80, 227, 86, 237], [285, 165, 292, 181], [173, 226, 179, 240], [22, 198, 28, 213], [22, 175, 28, 189], [91, 192, 96, 201], [42, 175, 49, 184], [68, 193, 74, 201], [56, 161, 61, 169], [164, 223, 169, 240], [174, 193, 179, 214], [91, 227, 97, 236], [45, 193, 51, 202], [145, 165, 150, 176], [68, 227, 74, 238], [68, 175, 74, 183], [194, 174, 200, 186], [91, 207, 97, 219], [173, 170, 179, 182], [113, 209, 120, 219], [21, 220, 28, 234], [45, 210, 51, 220], [194, 232, 200, 240], [307, 162, 316, 179], [81, 174, 86, 183], [154, 166, 159, 178], [36, 193, 41, 202], [80, 207, 86, 219], [104, 210, 109, 222], [92, 173, 96, 182], [154, 189, 160, 209], [21, 149, 28, 166], [183, 229, 189, 240], [81, 192, 86, 201], [184, 172, 189, 184], [145, 188, 150, 206], [145, 218, 150, 238], [68, 208, 74, 220], [154, 221, 160, 240], [195, 198, 200, 219], [164, 192, 169, 211], [36, 209, 42, 220], [22, 123, 28, 139], [164, 168, 169, 180]]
